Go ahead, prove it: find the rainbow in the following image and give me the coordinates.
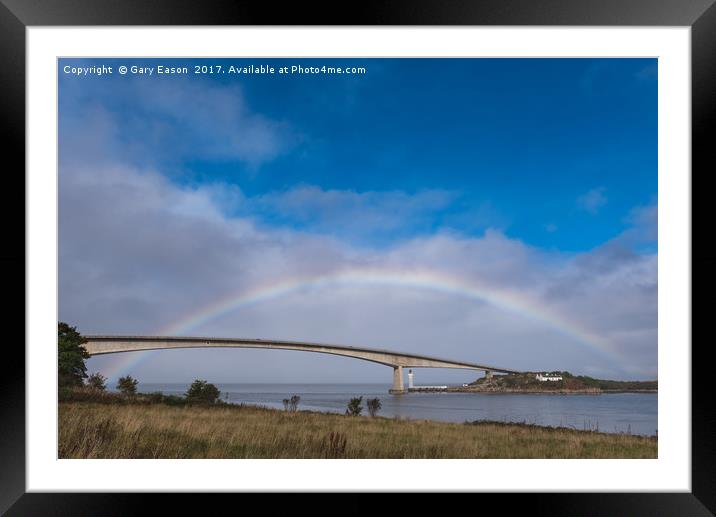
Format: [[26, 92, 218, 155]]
[[93, 267, 619, 380]]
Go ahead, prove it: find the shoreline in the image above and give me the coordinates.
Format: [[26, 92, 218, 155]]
[[408, 387, 657, 395]]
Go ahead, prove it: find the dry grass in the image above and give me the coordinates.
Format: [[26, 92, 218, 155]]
[[59, 401, 657, 459]]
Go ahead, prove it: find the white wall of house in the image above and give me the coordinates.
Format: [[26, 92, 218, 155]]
[[536, 373, 563, 382]]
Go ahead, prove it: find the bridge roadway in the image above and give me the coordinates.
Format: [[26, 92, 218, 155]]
[[84, 335, 523, 393]]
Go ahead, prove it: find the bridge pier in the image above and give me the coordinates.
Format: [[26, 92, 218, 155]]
[[389, 365, 406, 394], [485, 370, 493, 380]]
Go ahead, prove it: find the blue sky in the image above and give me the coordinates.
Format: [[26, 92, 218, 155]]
[[59, 58, 658, 382], [60, 58, 656, 251]]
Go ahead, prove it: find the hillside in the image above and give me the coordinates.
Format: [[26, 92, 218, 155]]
[[462, 372, 657, 393]]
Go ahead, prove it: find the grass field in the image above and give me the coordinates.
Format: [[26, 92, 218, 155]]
[[59, 399, 657, 459]]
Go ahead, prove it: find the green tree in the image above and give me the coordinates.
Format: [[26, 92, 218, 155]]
[[185, 379, 221, 405], [366, 397, 382, 417], [86, 372, 107, 391], [58, 322, 89, 387], [116, 375, 138, 395], [345, 396, 363, 416]]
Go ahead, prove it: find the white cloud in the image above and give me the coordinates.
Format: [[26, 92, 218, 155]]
[[60, 77, 297, 169], [247, 186, 458, 242]]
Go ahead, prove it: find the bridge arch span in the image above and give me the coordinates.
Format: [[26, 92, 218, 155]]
[[85, 335, 522, 393]]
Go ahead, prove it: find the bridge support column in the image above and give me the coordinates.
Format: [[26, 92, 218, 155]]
[[389, 366, 406, 394], [485, 370, 493, 380]]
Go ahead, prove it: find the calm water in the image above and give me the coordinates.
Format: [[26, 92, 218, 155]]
[[133, 382, 658, 436]]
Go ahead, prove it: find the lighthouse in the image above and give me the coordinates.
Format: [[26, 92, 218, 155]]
[[408, 369, 414, 389]]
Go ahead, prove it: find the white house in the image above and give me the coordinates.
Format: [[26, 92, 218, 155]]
[[536, 372, 563, 382]]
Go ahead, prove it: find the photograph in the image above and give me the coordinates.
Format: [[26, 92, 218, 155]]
[[0, 0, 711, 507], [57, 56, 658, 460]]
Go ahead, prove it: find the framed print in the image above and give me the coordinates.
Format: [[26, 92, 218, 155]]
[[3, 0, 715, 514]]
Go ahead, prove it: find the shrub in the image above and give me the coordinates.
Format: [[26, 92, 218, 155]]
[[163, 394, 187, 406], [116, 375, 138, 395], [147, 391, 165, 404], [366, 398, 382, 417], [282, 395, 301, 412], [86, 372, 107, 391], [345, 396, 363, 416], [185, 379, 221, 405], [145, 391, 187, 406]]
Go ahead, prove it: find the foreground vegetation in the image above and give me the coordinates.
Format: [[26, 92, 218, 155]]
[[59, 390, 657, 459]]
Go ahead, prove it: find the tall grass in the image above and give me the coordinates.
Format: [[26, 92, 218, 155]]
[[59, 401, 657, 459]]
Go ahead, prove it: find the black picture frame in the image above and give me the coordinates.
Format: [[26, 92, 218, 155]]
[[2, 0, 714, 514]]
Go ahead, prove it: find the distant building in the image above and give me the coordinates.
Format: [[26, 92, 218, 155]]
[[408, 369, 414, 389], [536, 372, 563, 382]]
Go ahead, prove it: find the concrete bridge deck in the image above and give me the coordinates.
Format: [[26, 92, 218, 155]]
[[84, 335, 522, 393]]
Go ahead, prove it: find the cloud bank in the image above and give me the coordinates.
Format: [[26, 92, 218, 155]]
[[60, 159, 657, 382]]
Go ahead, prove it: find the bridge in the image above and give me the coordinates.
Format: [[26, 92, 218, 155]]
[[84, 335, 523, 393]]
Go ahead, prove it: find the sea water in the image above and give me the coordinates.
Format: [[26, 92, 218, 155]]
[[129, 382, 658, 436]]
